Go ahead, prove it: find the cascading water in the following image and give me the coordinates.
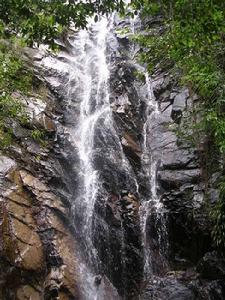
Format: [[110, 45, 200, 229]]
[[72, 18, 114, 299], [75, 17, 111, 259], [67, 17, 132, 299], [140, 72, 169, 278], [140, 72, 160, 277], [41, 11, 169, 299], [41, 16, 120, 299], [71, 16, 141, 298]]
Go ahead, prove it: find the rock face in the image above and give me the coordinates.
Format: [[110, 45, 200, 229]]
[[140, 66, 225, 300], [1, 15, 225, 300], [93, 191, 143, 299], [37, 19, 146, 300], [0, 78, 80, 299], [136, 18, 225, 300], [108, 16, 225, 300]]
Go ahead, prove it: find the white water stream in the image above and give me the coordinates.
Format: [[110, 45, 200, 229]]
[[40, 12, 168, 299], [140, 72, 162, 277]]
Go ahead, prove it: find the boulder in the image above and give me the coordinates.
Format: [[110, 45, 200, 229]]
[[161, 148, 199, 170], [196, 280, 225, 300]]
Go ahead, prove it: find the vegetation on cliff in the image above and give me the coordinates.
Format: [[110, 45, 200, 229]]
[[0, 40, 31, 147], [0, 0, 128, 147], [131, 0, 225, 250]]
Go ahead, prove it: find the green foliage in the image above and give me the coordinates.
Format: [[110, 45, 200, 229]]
[[0, 41, 32, 93], [31, 128, 47, 147], [115, 27, 131, 35], [211, 182, 225, 250], [0, 41, 31, 148], [0, 94, 27, 121], [204, 110, 225, 153], [0, 0, 127, 47], [0, 126, 12, 148], [0, 96, 27, 149], [133, 70, 146, 82], [31, 129, 45, 142]]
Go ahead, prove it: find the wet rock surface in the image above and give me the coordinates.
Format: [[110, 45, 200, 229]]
[[93, 191, 143, 299], [139, 57, 225, 299], [0, 73, 80, 299], [1, 16, 224, 300], [112, 17, 225, 299], [197, 251, 225, 280], [141, 275, 196, 300]]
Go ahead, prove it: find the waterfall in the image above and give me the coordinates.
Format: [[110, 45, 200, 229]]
[[140, 72, 169, 278], [70, 16, 140, 298], [140, 72, 160, 277], [40, 11, 168, 299], [73, 18, 113, 299], [75, 17, 111, 260]]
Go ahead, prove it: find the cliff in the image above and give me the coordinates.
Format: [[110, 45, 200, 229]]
[[0, 15, 225, 300]]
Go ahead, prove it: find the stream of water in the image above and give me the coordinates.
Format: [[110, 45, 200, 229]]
[[41, 14, 168, 299]]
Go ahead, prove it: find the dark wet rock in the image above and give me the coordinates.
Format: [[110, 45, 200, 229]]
[[152, 73, 175, 99], [141, 276, 195, 300], [121, 132, 142, 156], [7, 119, 31, 139], [161, 148, 199, 170], [93, 191, 143, 299], [208, 188, 219, 204], [106, 18, 219, 299], [109, 57, 146, 176], [94, 275, 102, 286], [142, 61, 217, 299], [197, 251, 225, 280], [142, 273, 225, 300], [195, 280, 225, 300]]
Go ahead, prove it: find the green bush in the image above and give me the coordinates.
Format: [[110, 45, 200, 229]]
[[0, 41, 32, 148]]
